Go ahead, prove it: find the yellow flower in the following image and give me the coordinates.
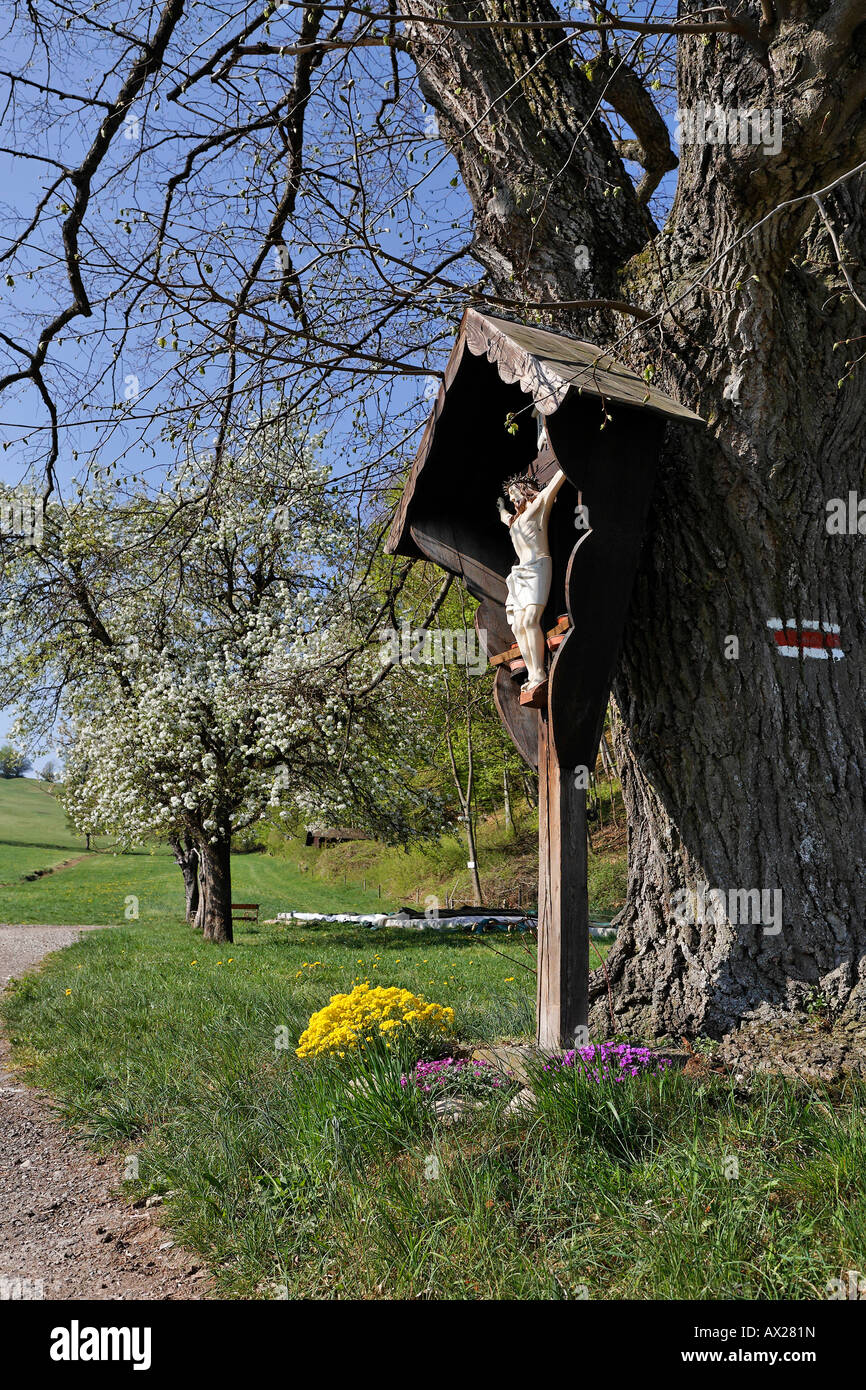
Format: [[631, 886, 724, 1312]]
[[65, 988, 72, 996], [296, 982, 454, 1057]]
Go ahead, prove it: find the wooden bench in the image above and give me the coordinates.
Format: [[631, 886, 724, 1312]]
[[231, 902, 259, 924]]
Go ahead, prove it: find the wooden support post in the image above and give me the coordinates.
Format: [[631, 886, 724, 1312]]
[[536, 711, 589, 1050]]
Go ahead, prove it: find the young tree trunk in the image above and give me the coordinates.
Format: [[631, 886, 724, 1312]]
[[406, 1, 866, 1037], [443, 702, 483, 907], [503, 763, 515, 837], [464, 810, 483, 908], [598, 736, 619, 828], [169, 835, 200, 923], [198, 834, 233, 944], [194, 879, 206, 934], [187, 847, 200, 922]]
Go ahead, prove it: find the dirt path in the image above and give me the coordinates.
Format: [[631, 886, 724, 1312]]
[[0, 925, 212, 1300]]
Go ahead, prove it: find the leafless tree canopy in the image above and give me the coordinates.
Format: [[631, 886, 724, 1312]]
[[0, 1, 718, 505]]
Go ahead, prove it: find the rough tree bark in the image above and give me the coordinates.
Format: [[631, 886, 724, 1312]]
[[196, 830, 234, 944], [169, 834, 200, 924], [404, 1, 866, 1036]]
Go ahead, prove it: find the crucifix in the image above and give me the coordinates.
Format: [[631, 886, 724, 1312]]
[[497, 412, 569, 706], [386, 309, 703, 1048]]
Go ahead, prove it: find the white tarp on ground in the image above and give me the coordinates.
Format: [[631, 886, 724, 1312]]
[[275, 910, 616, 937]]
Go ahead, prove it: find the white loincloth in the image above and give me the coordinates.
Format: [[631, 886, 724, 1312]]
[[505, 556, 552, 626]]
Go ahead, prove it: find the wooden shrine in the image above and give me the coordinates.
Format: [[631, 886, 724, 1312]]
[[386, 309, 703, 1048]]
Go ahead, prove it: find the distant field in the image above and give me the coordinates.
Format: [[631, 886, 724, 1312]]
[[0, 778, 397, 923], [0, 778, 106, 883], [0, 848, 397, 926], [0, 777, 625, 926], [0, 776, 95, 848]]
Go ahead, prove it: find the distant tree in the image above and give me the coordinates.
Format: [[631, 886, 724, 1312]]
[[39, 761, 56, 783], [3, 414, 447, 943], [0, 746, 31, 779], [62, 804, 93, 852]]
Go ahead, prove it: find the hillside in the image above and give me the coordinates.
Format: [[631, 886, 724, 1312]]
[[260, 806, 627, 922], [0, 777, 104, 882], [0, 777, 627, 925]]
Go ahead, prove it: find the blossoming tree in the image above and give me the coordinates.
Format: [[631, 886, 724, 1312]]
[[2, 418, 446, 941]]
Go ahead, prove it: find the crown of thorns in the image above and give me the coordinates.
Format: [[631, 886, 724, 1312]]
[[503, 472, 540, 500]]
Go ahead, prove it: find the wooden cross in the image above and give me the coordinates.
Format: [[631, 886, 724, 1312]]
[[385, 309, 703, 1048]]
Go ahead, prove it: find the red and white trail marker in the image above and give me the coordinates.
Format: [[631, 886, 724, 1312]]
[[767, 618, 844, 660]]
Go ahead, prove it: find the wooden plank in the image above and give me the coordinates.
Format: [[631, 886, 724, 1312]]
[[490, 644, 520, 667], [536, 712, 589, 1050], [477, 602, 539, 769], [490, 614, 570, 667], [474, 598, 515, 661], [471, 312, 705, 424], [492, 666, 538, 769], [546, 406, 665, 770], [519, 678, 548, 708], [408, 518, 510, 607]]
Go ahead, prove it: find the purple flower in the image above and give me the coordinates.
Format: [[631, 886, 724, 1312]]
[[402, 1054, 517, 1098], [542, 1041, 671, 1086]]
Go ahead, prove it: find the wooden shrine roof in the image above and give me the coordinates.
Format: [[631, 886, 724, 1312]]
[[386, 308, 703, 558]]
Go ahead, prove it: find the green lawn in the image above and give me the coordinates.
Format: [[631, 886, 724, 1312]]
[[3, 914, 864, 1300], [4, 779, 860, 1301], [0, 847, 399, 925], [0, 776, 80, 848], [0, 777, 625, 924], [0, 776, 116, 885], [0, 778, 397, 922]]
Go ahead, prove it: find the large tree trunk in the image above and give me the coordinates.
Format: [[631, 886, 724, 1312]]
[[197, 833, 234, 944], [169, 834, 200, 923], [601, 180, 866, 1037], [406, 1, 866, 1036]]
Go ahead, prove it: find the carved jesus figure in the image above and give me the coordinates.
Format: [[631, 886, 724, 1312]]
[[498, 462, 568, 693]]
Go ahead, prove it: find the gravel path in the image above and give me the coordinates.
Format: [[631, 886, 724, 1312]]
[[0, 925, 212, 1300], [0, 923, 108, 991]]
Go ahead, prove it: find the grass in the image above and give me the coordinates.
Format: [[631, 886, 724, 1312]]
[[263, 805, 628, 922], [6, 779, 857, 1301], [3, 914, 865, 1300], [0, 779, 397, 921], [0, 847, 398, 925], [0, 776, 115, 890], [0, 777, 626, 923], [0, 777, 103, 882], [0, 777, 81, 850]]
